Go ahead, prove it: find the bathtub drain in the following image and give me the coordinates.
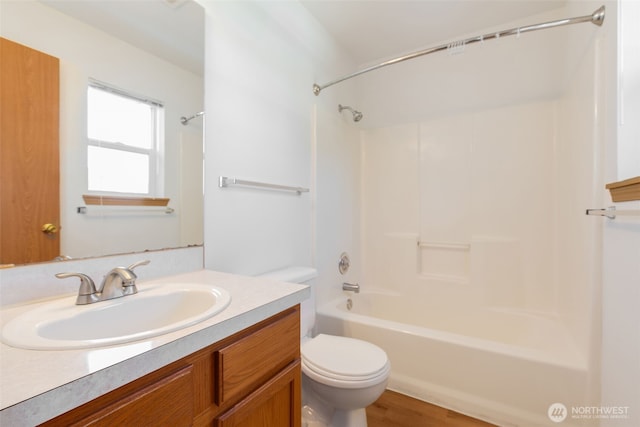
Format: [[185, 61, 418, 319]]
[[346, 298, 353, 310]]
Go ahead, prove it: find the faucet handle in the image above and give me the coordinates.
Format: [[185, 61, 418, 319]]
[[127, 259, 150, 271], [121, 260, 150, 295], [55, 272, 99, 305]]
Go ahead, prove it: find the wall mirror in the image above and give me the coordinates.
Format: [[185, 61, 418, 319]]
[[0, 0, 204, 267]]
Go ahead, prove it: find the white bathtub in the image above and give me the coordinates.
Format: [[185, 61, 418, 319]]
[[316, 291, 593, 427]]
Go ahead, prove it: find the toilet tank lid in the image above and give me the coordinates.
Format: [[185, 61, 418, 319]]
[[258, 267, 318, 283]]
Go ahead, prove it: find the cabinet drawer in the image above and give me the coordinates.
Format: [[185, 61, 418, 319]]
[[216, 309, 299, 405]]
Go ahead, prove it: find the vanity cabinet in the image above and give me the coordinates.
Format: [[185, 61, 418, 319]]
[[40, 306, 301, 427]]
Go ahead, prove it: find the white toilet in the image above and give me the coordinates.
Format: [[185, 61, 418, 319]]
[[260, 267, 390, 427]]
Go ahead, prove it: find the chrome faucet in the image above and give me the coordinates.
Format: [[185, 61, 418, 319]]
[[342, 282, 360, 293], [99, 267, 138, 300], [56, 260, 150, 305]]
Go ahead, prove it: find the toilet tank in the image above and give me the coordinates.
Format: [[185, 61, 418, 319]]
[[258, 267, 318, 338]]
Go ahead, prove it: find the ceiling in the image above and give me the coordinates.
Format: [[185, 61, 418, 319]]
[[299, 0, 568, 65], [40, 0, 204, 76], [40, 0, 569, 81]]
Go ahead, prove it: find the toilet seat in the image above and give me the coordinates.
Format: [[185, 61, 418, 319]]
[[301, 334, 390, 389]]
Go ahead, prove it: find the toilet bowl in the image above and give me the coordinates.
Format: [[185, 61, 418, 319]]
[[259, 267, 390, 427], [302, 333, 390, 426]]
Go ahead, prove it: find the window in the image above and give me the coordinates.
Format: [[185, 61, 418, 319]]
[[87, 82, 164, 196]]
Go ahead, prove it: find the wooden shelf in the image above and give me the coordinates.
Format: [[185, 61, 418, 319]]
[[605, 176, 640, 202], [82, 195, 169, 207]]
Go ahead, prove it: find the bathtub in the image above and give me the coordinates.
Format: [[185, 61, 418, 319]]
[[316, 291, 593, 427]]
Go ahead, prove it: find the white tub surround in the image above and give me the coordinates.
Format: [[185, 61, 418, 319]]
[[0, 269, 309, 426]]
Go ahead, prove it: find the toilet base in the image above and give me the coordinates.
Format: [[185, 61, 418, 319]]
[[302, 404, 330, 427], [332, 408, 368, 427], [301, 406, 368, 427]]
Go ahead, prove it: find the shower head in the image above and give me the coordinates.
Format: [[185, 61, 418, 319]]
[[338, 104, 363, 122], [180, 111, 204, 125]]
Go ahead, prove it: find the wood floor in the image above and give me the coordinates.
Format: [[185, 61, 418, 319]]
[[366, 390, 497, 427]]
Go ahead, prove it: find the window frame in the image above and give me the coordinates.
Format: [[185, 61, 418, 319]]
[[86, 80, 165, 198]]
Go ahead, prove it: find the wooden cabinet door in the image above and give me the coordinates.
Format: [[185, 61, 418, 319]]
[[215, 361, 301, 427], [0, 37, 60, 265], [42, 366, 194, 427]]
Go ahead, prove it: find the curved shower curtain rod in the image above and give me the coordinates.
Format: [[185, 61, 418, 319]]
[[313, 5, 605, 96]]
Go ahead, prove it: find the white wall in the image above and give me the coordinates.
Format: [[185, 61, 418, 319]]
[[314, 105, 362, 305], [0, 1, 204, 259], [601, 0, 640, 425], [201, 1, 357, 279]]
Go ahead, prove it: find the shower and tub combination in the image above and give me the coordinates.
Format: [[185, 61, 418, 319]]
[[315, 4, 606, 427], [317, 287, 589, 426]]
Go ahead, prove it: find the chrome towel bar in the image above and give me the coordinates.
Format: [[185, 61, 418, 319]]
[[586, 207, 640, 220], [218, 176, 309, 195], [76, 206, 174, 215]]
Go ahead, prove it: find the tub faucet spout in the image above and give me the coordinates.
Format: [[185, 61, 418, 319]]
[[342, 282, 360, 293]]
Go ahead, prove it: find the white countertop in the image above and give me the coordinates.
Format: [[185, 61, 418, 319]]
[[0, 269, 309, 426]]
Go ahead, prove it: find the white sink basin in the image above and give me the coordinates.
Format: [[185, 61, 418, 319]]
[[1, 283, 231, 350]]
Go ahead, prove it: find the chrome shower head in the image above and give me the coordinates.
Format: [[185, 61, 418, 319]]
[[338, 104, 363, 122], [180, 111, 204, 125]]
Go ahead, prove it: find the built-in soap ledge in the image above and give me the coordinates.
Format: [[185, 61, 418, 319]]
[[418, 241, 470, 284], [606, 176, 640, 202]]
